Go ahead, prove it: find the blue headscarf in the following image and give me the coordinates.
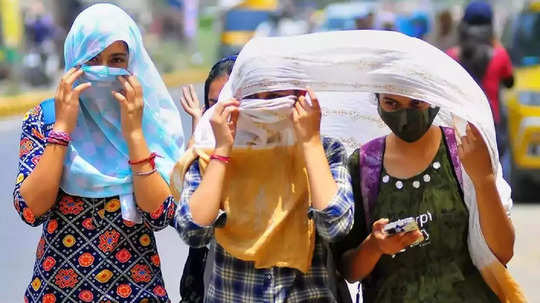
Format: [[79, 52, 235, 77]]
[[61, 4, 184, 204]]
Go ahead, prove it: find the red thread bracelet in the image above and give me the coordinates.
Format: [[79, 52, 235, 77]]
[[128, 152, 161, 170], [210, 154, 230, 164]]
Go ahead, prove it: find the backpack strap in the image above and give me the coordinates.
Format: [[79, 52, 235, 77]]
[[441, 127, 463, 189], [354, 136, 385, 303], [358, 136, 385, 230], [40, 98, 56, 136]]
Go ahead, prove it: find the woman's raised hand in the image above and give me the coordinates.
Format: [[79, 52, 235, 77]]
[[292, 88, 321, 146], [458, 123, 495, 186], [53, 67, 92, 133], [209, 99, 240, 155], [112, 75, 144, 141], [180, 84, 204, 119]]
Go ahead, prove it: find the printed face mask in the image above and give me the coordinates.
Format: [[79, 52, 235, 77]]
[[76, 65, 131, 128], [378, 103, 440, 143]]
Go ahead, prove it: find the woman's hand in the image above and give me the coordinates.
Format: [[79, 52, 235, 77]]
[[370, 219, 423, 256], [112, 75, 144, 141], [459, 123, 515, 264], [210, 99, 239, 155], [292, 88, 321, 146], [53, 67, 92, 133], [458, 123, 494, 186], [180, 84, 204, 119]]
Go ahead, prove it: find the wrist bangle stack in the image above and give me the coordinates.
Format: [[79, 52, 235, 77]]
[[47, 130, 72, 146], [129, 152, 161, 176]]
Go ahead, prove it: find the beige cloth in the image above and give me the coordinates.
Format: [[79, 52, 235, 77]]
[[171, 145, 316, 273]]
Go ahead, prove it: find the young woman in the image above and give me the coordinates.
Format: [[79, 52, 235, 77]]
[[181, 56, 236, 149], [170, 38, 354, 301], [312, 29, 523, 302], [177, 55, 236, 303], [13, 4, 183, 302], [335, 93, 513, 302]]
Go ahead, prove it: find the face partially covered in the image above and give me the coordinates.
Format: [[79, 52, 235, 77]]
[[207, 75, 229, 109], [85, 40, 129, 69], [379, 93, 430, 112], [246, 89, 306, 100], [377, 93, 440, 143]]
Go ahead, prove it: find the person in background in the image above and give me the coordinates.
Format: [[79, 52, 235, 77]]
[[356, 12, 375, 30], [180, 56, 237, 139], [177, 55, 236, 303], [447, 1, 514, 166], [376, 11, 397, 31], [434, 9, 457, 51], [409, 11, 431, 40]]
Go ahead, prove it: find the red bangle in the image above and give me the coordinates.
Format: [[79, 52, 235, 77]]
[[210, 154, 230, 164], [128, 152, 161, 170]]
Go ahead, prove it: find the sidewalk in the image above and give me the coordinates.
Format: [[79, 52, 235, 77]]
[[0, 67, 209, 118]]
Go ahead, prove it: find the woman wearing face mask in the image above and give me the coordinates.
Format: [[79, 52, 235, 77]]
[[178, 55, 236, 303], [13, 4, 183, 302], [170, 41, 354, 300], [333, 93, 513, 302]]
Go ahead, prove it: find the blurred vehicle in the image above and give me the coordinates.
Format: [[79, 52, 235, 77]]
[[253, 10, 309, 38], [219, 0, 277, 57], [318, 1, 378, 31], [502, 1, 540, 201], [0, 0, 24, 81]]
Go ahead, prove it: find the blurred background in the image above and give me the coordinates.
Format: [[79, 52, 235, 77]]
[[0, 0, 539, 302]]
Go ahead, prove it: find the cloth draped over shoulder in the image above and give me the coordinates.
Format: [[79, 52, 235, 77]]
[[172, 30, 525, 301], [61, 4, 184, 220]]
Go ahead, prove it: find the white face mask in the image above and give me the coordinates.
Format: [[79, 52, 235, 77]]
[[240, 95, 297, 123], [233, 95, 299, 147]]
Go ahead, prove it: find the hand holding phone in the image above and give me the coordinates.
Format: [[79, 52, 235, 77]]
[[383, 217, 424, 246]]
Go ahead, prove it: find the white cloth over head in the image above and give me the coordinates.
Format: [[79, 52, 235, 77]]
[[192, 30, 524, 302]]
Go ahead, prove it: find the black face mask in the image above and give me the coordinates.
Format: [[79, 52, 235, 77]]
[[378, 104, 440, 143]]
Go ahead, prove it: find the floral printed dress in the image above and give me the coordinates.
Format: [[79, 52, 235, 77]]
[[14, 105, 176, 303]]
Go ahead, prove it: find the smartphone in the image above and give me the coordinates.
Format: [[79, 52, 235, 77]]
[[383, 217, 424, 246]]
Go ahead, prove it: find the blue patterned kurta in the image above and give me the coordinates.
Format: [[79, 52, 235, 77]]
[[174, 137, 354, 303], [14, 105, 176, 303]]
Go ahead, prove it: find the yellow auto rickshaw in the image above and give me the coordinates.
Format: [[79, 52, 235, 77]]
[[502, 1, 540, 201]]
